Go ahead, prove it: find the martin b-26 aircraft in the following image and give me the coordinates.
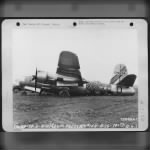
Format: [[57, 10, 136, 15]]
[[13, 51, 136, 96]]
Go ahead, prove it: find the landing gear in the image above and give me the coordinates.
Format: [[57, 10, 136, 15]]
[[21, 91, 27, 96], [39, 89, 43, 95], [39, 89, 49, 96], [58, 89, 70, 97], [117, 86, 122, 95], [13, 86, 21, 93], [13, 88, 20, 93]]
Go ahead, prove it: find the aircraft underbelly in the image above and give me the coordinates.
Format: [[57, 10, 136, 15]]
[[111, 85, 135, 95]]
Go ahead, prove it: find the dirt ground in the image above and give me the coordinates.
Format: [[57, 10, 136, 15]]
[[13, 91, 138, 129]]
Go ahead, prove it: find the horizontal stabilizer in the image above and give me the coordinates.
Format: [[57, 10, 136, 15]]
[[117, 74, 136, 87]]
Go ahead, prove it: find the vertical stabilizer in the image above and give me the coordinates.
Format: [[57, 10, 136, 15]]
[[56, 51, 82, 81]]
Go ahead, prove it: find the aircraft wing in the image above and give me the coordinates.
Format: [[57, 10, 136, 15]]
[[117, 74, 136, 87], [24, 86, 41, 93]]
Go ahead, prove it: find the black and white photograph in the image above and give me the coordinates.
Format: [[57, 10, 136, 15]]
[[2, 19, 148, 131]]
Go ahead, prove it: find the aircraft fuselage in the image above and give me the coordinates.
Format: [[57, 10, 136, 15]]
[[86, 82, 136, 96]]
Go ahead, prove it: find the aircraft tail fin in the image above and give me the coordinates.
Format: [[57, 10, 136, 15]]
[[110, 64, 136, 87], [56, 51, 82, 80], [117, 74, 136, 87]]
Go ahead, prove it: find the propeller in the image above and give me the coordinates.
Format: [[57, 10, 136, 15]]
[[114, 64, 127, 75], [32, 68, 38, 92], [35, 68, 37, 92], [114, 64, 128, 81]]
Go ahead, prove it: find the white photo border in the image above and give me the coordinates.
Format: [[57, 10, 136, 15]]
[[2, 19, 148, 132]]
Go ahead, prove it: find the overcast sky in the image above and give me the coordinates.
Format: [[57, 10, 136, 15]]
[[12, 27, 138, 85]]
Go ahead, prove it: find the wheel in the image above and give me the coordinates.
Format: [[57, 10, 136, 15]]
[[21, 91, 27, 96], [59, 90, 70, 97], [39, 90, 48, 96], [13, 88, 20, 93], [94, 90, 101, 96], [39, 89, 43, 95]]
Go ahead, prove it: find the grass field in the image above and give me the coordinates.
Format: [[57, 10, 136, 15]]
[[13, 91, 138, 129]]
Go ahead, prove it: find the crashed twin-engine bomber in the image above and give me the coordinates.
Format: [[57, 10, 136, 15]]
[[13, 51, 136, 96]]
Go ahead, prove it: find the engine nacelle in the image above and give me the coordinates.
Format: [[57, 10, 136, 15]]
[[37, 71, 48, 82]]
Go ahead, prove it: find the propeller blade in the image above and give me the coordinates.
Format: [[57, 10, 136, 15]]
[[36, 67, 37, 78], [32, 75, 35, 81], [35, 68, 37, 92]]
